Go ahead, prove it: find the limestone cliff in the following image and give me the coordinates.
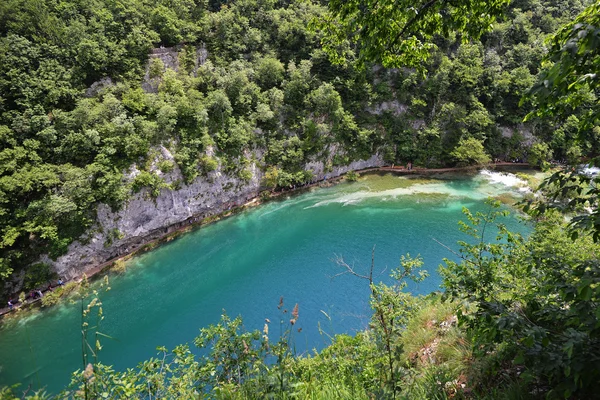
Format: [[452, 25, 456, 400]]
[[48, 151, 384, 279]]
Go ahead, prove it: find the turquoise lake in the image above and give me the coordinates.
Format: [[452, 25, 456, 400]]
[[0, 170, 533, 393]]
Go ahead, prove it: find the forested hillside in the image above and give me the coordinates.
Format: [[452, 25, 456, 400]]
[[1, 0, 600, 398], [0, 0, 594, 296]]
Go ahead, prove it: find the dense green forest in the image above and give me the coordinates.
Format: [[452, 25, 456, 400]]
[[1, 0, 599, 398], [1, 0, 596, 293]]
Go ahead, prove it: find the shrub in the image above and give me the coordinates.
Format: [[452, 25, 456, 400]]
[[345, 170, 360, 182], [23, 263, 56, 290], [239, 168, 253, 182], [199, 155, 219, 174], [157, 160, 175, 173], [131, 171, 166, 197]]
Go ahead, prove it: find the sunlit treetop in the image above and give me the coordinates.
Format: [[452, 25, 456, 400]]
[[525, 0, 600, 135], [521, 1, 600, 241], [315, 0, 510, 69]]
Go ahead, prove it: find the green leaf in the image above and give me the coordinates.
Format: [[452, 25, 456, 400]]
[[514, 352, 525, 364], [523, 335, 535, 347], [578, 282, 593, 301]]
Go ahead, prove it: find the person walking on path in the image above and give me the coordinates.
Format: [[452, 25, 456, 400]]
[[7, 300, 13, 310]]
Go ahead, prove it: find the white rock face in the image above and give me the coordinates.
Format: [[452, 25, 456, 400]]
[[49, 152, 384, 279], [499, 125, 534, 145], [49, 45, 386, 281], [305, 154, 385, 181], [367, 100, 408, 116], [141, 45, 208, 93]]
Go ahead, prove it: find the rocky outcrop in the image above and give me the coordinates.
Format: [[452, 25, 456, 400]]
[[499, 125, 535, 146], [305, 154, 385, 181], [142, 45, 208, 92], [85, 77, 114, 97], [47, 151, 384, 279], [46, 44, 388, 280], [367, 100, 408, 116]]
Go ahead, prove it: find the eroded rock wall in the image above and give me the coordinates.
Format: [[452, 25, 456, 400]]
[[47, 44, 387, 280], [48, 152, 384, 279]]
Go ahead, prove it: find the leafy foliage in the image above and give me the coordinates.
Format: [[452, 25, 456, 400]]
[[2, 1, 600, 397], [0, 0, 592, 297], [526, 0, 600, 133], [441, 204, 600, 398], [317, 0, 510, 69], [523, 0, 600, 241], [450, 137, 492, 166]]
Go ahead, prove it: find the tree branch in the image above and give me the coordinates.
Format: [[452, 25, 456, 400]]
[[330, 254, 372, 281], [331, 245, 384, 284], [430, 236, 477, 266], [392, 0, 442, 47], [369, 244, 375, 285]]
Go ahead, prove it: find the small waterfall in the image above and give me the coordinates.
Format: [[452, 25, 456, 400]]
[[581, 166, 600, 176], [479, 170, 530, 192]]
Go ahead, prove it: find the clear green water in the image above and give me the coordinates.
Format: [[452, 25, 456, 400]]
[[0, 171, 531, 393]]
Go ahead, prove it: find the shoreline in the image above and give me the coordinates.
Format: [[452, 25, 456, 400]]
[[0, 162, 530, 317]]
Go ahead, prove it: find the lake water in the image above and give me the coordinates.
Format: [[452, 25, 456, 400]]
[[0, 170, 533, 393]]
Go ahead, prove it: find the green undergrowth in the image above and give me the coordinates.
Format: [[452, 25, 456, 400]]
[[2, 203, 600, 399], [1, 0, 593, 297], [0, 294, 527, 400], [401, 296, 470, 373], [39, 282, 79, 307]]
